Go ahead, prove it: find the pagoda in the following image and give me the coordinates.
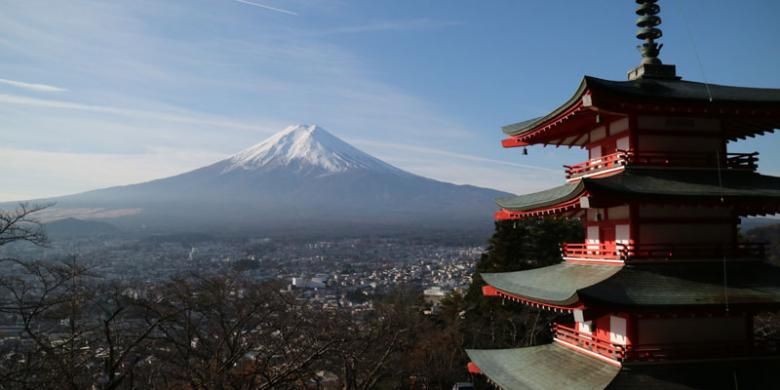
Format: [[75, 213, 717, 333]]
[[465, 1, 780, 388]]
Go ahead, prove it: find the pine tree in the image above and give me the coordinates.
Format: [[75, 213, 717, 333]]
[[462, 218, 583, 349]]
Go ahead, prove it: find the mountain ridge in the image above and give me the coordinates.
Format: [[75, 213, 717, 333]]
[[13, 124, 508, 235]]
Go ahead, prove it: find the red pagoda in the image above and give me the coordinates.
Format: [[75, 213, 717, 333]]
[[466, 1, 780, 388]]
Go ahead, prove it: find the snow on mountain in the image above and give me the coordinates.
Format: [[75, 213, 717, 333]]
[[224, 124, 404, 176]]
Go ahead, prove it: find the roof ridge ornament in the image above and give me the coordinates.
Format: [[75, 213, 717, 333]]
[[627, 0, 680, 81], [636, 0, 663, 65]]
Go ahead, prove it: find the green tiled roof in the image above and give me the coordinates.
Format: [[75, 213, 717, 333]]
[[586, 76, 780, 104], [481, 263, 622, 306], [495, 182, 582, 211], [482, 262, 780, 307], [466, 345, 780, 390], [466, 343, 621, 390], [609, 358, 780, 389], [585, 169, 780, 200], [496, 169, 780, 212], [580, 262, 780, 307], [503, 76, 780, 137]]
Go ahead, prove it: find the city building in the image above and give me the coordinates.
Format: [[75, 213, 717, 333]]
[[466, 1, 780, 388]]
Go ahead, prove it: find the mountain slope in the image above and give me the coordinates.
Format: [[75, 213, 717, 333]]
[[28, 125, 508, 235]]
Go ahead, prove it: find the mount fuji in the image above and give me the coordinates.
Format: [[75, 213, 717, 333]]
[[28, 125, 508, 235]]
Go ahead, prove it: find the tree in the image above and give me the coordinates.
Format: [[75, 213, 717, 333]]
[[139, 274, 338, 389], [0, 203, 49, 248], [462, 218, 583, 349]]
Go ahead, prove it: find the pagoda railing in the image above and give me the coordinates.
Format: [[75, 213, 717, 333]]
[[561, 242, 628, 260], [565, 150, 759, 179], [561, 242, 766, 262], [554, 323, 780, 362], [725, 152, 759, 170], [564, 151, 629, 179], [552, 323, 625, 360]]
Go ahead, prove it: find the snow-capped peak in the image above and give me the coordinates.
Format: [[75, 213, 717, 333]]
[[224, 124, 401, 175]]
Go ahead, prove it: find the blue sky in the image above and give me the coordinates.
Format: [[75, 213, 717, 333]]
[[2, 0, 779, 201]]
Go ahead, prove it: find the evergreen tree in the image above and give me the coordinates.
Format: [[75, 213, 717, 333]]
[[462, 218, 583, 349]]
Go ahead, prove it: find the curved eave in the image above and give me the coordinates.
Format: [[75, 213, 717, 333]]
[[503, 76, 780, 145], [585, 76, 780, 104], [497, 169, 780, 220], [481, 263, 623, 307], [502, 78, 590, 137], [495, 194, 585, 221], [495, 181, 584, 212], [466, 344, 621, 390]]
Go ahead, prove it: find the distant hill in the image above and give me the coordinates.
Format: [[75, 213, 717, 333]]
[[740, 217, 780, 232], [18, 125, 508, 236], [745, 221, 780, 265], [44, 218, 120, 238]]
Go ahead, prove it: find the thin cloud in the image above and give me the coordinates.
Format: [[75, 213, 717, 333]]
[[323, 19, 462, 35], [0, 146, 227, 202], [0, 93, 271, 132], [352, 139, 560, 173], [0, 78, 66, 92], [233, 0, 297, 16]]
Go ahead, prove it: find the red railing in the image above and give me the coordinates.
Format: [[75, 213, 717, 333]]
[[561, 242, 766, 262], [552, 323, 625, 360], [561, 242, 628, 260], [564, 151, 629, 179], [564, 150, 759, 179], [554, 323, 780, 362]]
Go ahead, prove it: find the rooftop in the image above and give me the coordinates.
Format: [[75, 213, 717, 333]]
[[482, 261, 780, 308], [466, 343, 620, 390], [501, 76, 780, 145], [496, 168, 780, 215]]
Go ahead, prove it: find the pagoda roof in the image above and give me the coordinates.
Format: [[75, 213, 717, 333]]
[[502, 76, 780, 144], [497, 169, 780, 213], [483, 261, 780, 308], [580, 261, 780, 307], [467, 345, 780, 390], [587, 169, 780, 200], [496, 181, 581, 211], [466, 343, 620, 390], [584, 76, 780, 105], [482, 262, 621, 306], [610, 358, 780, 390]]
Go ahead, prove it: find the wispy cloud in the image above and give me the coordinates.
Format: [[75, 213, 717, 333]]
[[0, 93, 271, 132], [0, 78, 66, 92], [323, 18, 462, 35], [352, 139, 559, 173], [351, 139, 564, 195], [233, 0, 298, 16], [0, 147, 227, 202]]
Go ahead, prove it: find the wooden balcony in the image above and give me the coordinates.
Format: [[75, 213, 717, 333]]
[[552, 323, 625, 360], [565, 150, 759, 180], [561, 242, 767, 263], [560, 243, 626, 261], [554, 323, 780, 363], [564, 151, 629, 179]]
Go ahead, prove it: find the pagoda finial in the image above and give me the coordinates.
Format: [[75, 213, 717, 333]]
[[627, 0, 679, 80], [636, 0, 663, 65]]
